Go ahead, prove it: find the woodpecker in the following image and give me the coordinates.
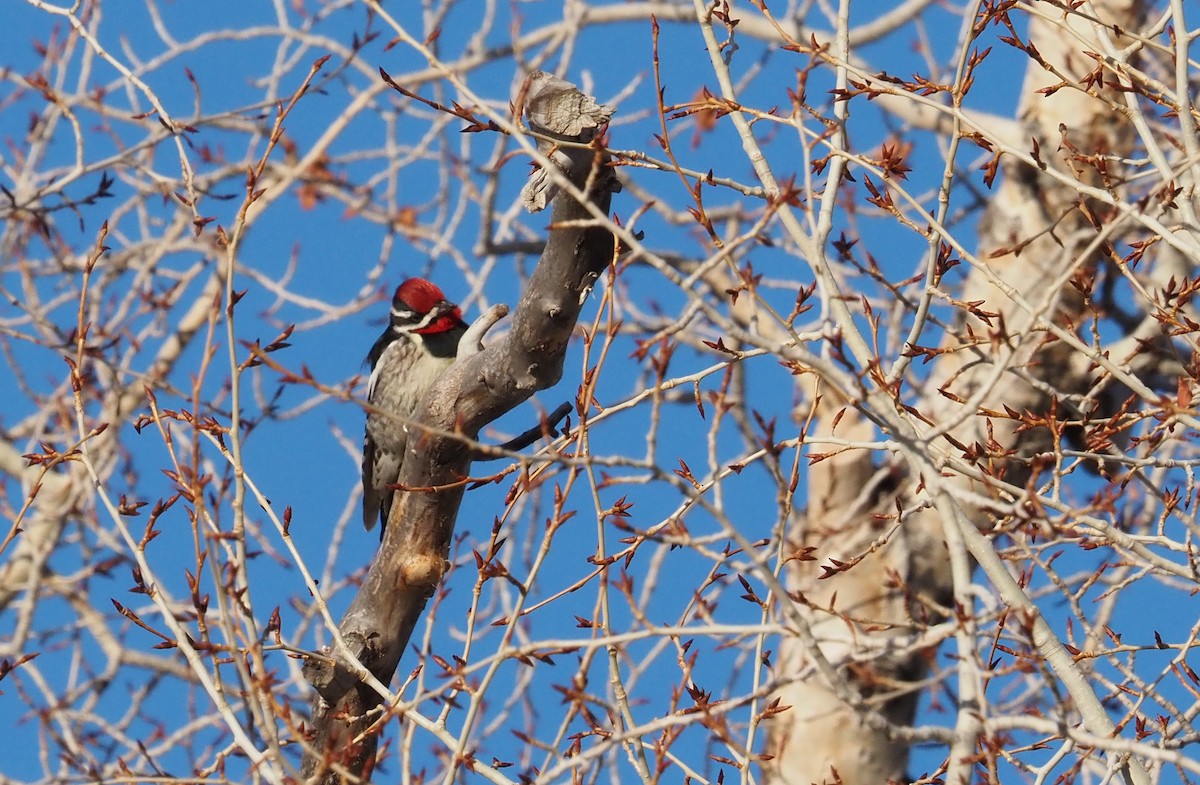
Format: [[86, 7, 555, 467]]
[[362, 278, 467, 533]]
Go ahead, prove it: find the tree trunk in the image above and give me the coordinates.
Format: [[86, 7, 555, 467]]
[[766, 3, 1146, 783]]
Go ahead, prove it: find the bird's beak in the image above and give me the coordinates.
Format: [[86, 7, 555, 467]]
[[436, 301, 465, 323]]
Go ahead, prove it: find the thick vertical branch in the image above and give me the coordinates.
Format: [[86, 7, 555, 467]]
[[767, 3, 1146, 784], [299, 74, 616, 783]]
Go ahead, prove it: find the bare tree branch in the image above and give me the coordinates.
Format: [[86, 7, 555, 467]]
[[299, 73, 617, 783]]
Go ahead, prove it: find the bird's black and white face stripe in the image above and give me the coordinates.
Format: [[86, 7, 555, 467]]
[[389, 300, 452, 334]]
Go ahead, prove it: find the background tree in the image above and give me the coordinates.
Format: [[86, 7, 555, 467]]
[[1, 2, 1197, 785]]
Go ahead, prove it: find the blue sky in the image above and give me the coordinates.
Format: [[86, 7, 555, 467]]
[[1, 2, 1193, 784]]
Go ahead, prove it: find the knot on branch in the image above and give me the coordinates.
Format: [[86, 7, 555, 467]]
[[398, 552, 446, 591], [302, 630, 376, 704]]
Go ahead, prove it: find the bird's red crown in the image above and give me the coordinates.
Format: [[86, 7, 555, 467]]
[[394, 278, 464, 334]]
